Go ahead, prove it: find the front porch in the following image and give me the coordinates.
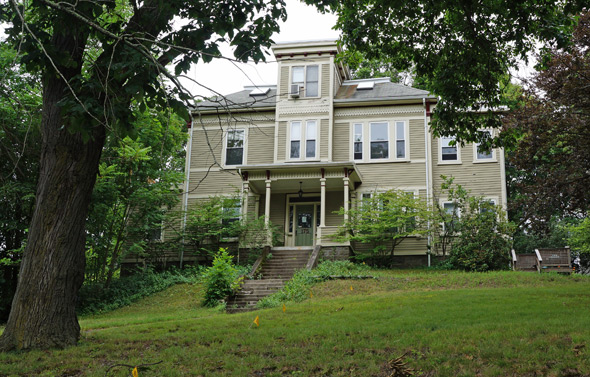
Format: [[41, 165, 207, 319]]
[[237, 162, 362, 248]]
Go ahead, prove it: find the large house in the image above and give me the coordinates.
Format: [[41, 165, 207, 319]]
[[182, 40, 507, 266]]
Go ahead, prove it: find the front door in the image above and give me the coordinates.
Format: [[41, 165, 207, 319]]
[[295, 204, 314, 246]]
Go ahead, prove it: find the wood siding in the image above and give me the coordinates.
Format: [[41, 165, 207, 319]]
[[187, 170, 242, 196], [321, 63, 330, 98], [248, 126, 274, 165], [333, 122, 350, 161], [191, 128, 222, 169], [277, 121, 287, 161], [409, 119, 425, 160], [432, 141, 503, 199], [356, 162, 426, 190], [320, 118, 329, 160]]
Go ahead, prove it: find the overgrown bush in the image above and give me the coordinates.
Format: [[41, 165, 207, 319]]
[[257, 260, 372, 308], [202, 249, 244, 307], [445, 196, 514, 272], [77, 266, 203, 315]]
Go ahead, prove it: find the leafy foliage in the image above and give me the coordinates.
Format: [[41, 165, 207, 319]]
[[77, 267, 203, 316], [202, 249, 244, 307], [434, 177, 515, 272], [334, 190, 430, 263], [257, 260, 371, 308], [504, 12, 590, 233], [85, 109, 186, 287], [309, 0, 585, 145], [0, 44, 42, 322]]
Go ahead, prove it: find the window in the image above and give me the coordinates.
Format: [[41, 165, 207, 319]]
[[443, 202, 459, 232], [148, 221, 162, 241], [290, 121, 301, 159], [479, 199, 497, 214], [395, 121, 406, 159], [306, 121, 317, 158], [353, 123, 363, 160], [225, 129, 244, 165], [474, 130, 494, 161], [291, 65, 319, 97], [290, 120, 318, 160], [370, 122, 389, 159], [440, 136, 459, 162], [222, 200, 241, 226]]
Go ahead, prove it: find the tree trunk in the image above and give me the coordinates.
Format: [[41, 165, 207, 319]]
[[0, 30, 103, 351]]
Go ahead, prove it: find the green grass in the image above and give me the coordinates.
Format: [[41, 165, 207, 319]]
[[1, 270, 590, 376]]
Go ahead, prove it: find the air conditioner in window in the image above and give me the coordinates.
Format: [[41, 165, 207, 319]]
[[290, 84, 301, 98]]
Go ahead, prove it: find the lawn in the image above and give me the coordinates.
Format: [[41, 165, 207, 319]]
[[1, 270, 589, 376]]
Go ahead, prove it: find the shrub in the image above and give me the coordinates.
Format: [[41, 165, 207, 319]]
[[446, 196, 514, 272], [202, 249, 244, 307], [77, 266, 202, 315]]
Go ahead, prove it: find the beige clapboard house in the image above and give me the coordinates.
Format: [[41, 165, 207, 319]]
[[184, 40, 507, 265]]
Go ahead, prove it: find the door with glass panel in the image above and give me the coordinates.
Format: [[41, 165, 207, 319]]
[[294, 204, 315, 246]]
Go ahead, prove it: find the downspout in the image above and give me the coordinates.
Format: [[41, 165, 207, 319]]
[[181, 117, 194, 269], [423, 98, 431, 267]]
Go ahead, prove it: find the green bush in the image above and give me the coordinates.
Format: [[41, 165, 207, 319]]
[[446, 197, 514, 272], [77, 266, 203, 315], [202, 249, 244, 307], [257, 260, 372, 308]]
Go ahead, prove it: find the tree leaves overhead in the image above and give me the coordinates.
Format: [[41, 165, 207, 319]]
[[504, 12, 590, 230], [308, 0, 585, 143]]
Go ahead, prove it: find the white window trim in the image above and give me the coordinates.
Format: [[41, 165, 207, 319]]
[[438, 136, 462, 165], [353, 123, 363, 161], [350, 121, 410, 163], [287, 120, 320, 161], [223, 128, 247, 167], [289, 64, 321, 99], [473, 130, 497, 163]]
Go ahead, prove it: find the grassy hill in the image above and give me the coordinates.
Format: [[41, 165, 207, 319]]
[[1, 270, 589, 376]]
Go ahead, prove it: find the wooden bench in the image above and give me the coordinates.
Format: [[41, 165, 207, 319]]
[[511, 250, 539, 272], [511, 247, 572, 274], [536, 247, 572, 274]]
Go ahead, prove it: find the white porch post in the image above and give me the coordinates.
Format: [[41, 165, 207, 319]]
[[320, 178, 326, 227], [264, 179, 271, 226], [343, 177, 350, 221], [242, 181, 249, 220]]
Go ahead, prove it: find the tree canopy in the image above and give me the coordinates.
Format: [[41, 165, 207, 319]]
[[504, 12, 590, 230], [0, 0, 288, 351], [309, 0, 586, 144]]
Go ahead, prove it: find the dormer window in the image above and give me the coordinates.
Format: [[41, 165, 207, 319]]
[[291, 65, 318, 97]]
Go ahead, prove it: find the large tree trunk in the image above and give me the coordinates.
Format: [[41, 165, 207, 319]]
[[0, 30, 103, 351]]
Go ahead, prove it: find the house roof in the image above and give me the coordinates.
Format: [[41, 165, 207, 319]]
[[193, 87, 277, 113], [335, 79, 436, 103]]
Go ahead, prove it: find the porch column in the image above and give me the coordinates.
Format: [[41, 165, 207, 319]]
[[343, 177, 350, 221], [242, 181, 249, 221], [264, 179, 271, 226], [320, 178, 326, 227]]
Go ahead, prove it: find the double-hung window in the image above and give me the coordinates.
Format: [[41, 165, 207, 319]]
[[225, 129, 244, 166], [291, 65, 319, 97], [370, 122, 389, 159], [440, 136, 459, 162], [395, 121, 406, 159], [290, 120, 318, 160], [290, 121, 301, 159], [353, 123, 363, 160], [443, 202, 459, 232], [222, 198, 242, 226], [474, 130, 494, 161], [306, 121, 317, 158]]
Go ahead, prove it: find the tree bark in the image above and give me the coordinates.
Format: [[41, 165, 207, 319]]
[[0, 29, 103, 351]]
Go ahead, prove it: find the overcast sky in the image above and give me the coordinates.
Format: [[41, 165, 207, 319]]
[[180, 0, 339, 99]]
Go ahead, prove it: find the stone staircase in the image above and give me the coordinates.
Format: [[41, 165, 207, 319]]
[[226, 247, 313, 313]]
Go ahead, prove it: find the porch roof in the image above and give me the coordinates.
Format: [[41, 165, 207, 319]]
[[236, 161, 362, 194]]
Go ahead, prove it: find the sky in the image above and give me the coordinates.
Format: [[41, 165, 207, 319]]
[[180, 0, 340, 99]]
